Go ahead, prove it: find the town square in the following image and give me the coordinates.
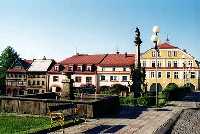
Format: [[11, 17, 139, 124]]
[[0, 0, 199, 134]]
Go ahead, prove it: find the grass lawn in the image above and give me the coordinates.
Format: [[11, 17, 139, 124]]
[[0, 113, 74, 134]]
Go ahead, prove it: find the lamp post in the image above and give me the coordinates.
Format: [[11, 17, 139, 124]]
[[151, 25, 160, 108], [182, 55, 186, 86]]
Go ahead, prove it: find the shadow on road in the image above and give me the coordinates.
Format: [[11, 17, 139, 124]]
[[83, 125, 126, 134], [180, 92, 200, 102]]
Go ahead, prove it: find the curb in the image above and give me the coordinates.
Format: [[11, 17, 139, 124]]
[[153, 109, 183, 134]]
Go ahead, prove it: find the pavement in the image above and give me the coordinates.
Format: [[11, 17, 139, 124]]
[[49, 92, 200, 134]]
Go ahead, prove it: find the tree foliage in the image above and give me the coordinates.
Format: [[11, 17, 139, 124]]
[[0, 46, 19, 93], [0, 46, 19, 70]]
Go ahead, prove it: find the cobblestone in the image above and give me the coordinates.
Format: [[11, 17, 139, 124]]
[[170, 109, 200, 134]]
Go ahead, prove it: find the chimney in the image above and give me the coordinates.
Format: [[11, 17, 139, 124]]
[[125, 52, 127, 57], [42, 56, 46, 60]]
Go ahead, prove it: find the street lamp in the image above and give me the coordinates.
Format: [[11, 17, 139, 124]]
[[151, 25, 160, 108], [182, 55, 186, 86]]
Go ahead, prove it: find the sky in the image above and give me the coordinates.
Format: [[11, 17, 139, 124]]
[[0, 0, 199, 61]]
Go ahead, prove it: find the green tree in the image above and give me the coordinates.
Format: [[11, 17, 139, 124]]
[[0, 46, 19, 69], [0, 46, 19, 94]]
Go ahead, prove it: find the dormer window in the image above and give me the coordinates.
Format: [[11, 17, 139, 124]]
[[87, 66, 91, 71], [54, 66, 59, 71], [77, 66, 82, 71]]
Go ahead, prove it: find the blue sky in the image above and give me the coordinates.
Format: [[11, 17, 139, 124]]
[[0, 0, 199, 61]]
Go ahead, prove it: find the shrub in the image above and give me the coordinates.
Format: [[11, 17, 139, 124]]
[[162, 85, 192, 101], [119, 96, 137, 106], [110, 84, 129, 95], [137, 95, 149, 106], [99, 86, 111, 95]]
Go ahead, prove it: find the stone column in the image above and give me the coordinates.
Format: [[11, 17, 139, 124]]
[[62, 72, 75, 100]]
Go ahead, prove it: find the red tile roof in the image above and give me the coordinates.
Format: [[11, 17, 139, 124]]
[[60, 54, 106, 65], [158, 42, 177, 49], [24, 60, 33, 64], [99, 54, 135, 66], [7, 67, 27, 73]]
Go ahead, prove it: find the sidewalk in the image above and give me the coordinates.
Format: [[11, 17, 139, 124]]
[[49, 92, 200, 134], [49, 106, 183, 134]]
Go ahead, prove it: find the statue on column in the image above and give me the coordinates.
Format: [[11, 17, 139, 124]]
[[62, 72, 75, 100]]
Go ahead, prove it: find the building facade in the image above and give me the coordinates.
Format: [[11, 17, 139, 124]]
[[141, 42, 200, 91], [97, 53, 134, 89], [27, 58, 55, 94], [61, 54, 106, 90], [6, 59, 32, 96]]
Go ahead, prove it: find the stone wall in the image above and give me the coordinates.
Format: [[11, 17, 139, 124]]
[[0, 95, 119, 118]]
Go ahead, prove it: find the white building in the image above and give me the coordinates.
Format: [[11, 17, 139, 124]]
[[97, 53, 135, 88]]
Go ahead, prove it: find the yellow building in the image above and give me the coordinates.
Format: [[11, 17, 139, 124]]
[[141, 42, 200, 92]]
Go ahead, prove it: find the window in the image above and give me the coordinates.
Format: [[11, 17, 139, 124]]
[[183, 72, 186, 79], [152, 61, 155, 68], [87, 66, 91, 71], [112, 67, 116, 71], [86, 77, 92, 83], [151, 72, 155, 78], [42, 81, 45, 85], [191, 72, 195, 79], [53, 76, 59, 82], [168, 51, 172, 57], [174, 72, 179, 79], [101, 67, 105, 71], [18, 81, 23, 85], [123, 67, 126, 71], [34, 90, 39, 94], [188, 61, 192, 67], [15, 74, 17, 78], [7, 82, 11, 86], [75, 77, 81, 82], [157, 61, 161, 67], [68, 66, 73, 71], [168, 61, 171, 67], [37, 81, 40, 85], [77, 66, 82, 71], [167, 72, 170, 78], [54, 66, 59, 71], [152, 51, 156, 57], [142, 61, 146, 67], [33, 80, 35, 85], [122, 76, 127, 81], [28, 80, 31, 85], [173, 61, 178, 68], [100, 75, 105, 81], [173, 51, 177, 57], [110, 76, 117, 81], [19, 74, 22, 78], [158, 72, 161, 78]]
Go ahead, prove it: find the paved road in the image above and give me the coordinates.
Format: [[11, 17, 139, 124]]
[[49, 92, 200, 134], [49, 106, 181, 134]]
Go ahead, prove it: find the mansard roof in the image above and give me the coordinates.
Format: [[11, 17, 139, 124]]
[[60, 54, 106, 65], [98, 53, 135, 67]]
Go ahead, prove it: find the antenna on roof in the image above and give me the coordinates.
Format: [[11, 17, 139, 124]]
[[166, 34, 170, 42], [115, 45, 120, 54]]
